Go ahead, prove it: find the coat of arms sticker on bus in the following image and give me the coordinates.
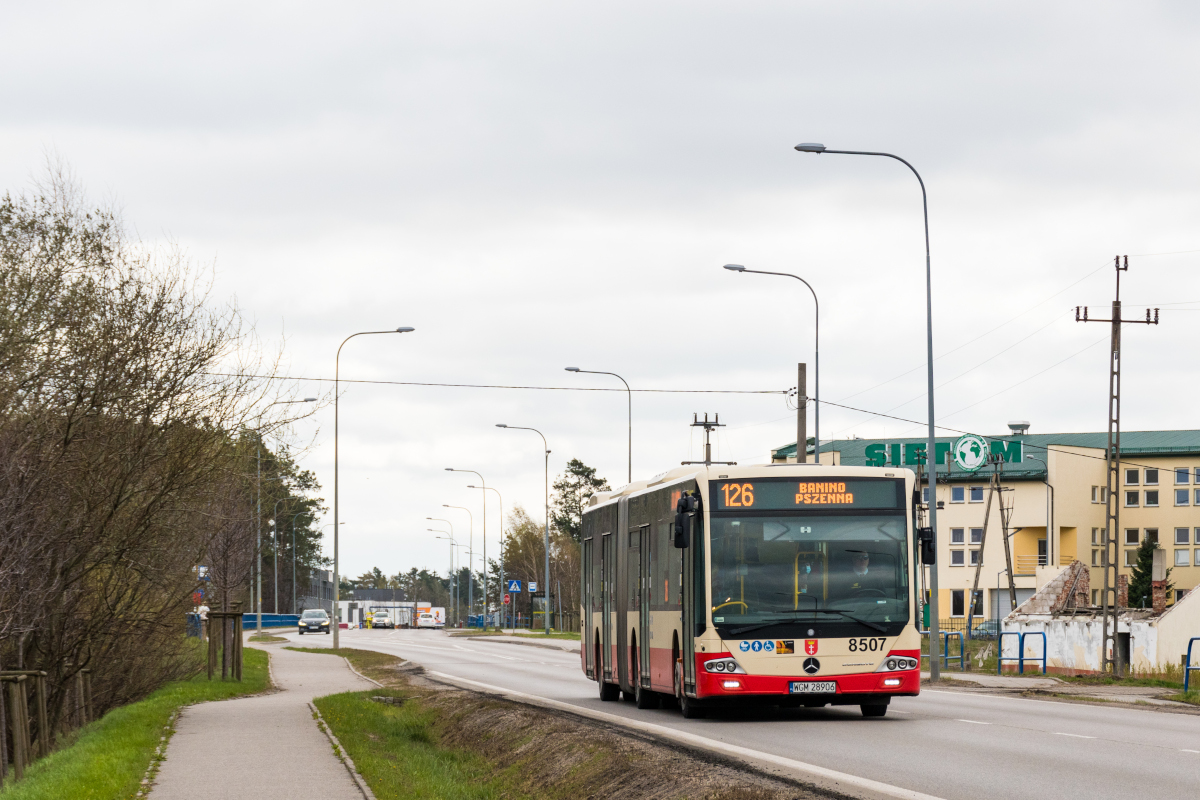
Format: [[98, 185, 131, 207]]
[[775, 640, 794, 654], [804, 639, 819, 655]]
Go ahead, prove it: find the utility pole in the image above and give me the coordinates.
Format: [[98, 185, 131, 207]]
[[1075, 255, 1158, 677], [797, 363, 808, 464]]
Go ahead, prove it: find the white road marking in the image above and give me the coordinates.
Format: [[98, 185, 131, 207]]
[[429, 671, 948, 800], [956, 719, 990, 724], [1053, 732, 1096, 739], [1182, 749, 1200, 754]]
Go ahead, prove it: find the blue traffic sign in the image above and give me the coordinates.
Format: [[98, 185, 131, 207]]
[[507, 580, 522, 592]]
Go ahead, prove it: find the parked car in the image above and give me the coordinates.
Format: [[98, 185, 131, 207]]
[[416, 612, 437, 629], [298, 609, 331, 635], [372, 611, 394, 629]]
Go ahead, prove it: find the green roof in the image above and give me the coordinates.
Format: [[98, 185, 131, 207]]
[[772, 430, 1200, 481]]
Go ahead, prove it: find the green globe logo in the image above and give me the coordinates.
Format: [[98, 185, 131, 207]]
[[952, 434, 989, 472]]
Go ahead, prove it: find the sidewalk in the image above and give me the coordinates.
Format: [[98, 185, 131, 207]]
[[150, 641, 374, 799], [448, 631, 581, 652]]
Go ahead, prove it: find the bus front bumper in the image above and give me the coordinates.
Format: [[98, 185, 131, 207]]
[[696, 667, 920, 700]]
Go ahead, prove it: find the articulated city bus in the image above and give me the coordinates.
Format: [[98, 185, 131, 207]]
[[581, 463, 921, 718]]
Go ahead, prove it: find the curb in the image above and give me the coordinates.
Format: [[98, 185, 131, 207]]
[[134, 709, 180, 798], [309, 701, 377, 800]]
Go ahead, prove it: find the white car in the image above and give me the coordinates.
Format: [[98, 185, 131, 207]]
[[371, 612, 393, 629], [416, 612, 437, 629]]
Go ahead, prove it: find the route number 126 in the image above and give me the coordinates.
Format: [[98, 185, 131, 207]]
[[721, 483, 755, 507]]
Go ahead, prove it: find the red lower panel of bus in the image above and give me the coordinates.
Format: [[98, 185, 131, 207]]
[[695, 649, 920, 698]]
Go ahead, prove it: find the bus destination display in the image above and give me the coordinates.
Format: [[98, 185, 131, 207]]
[[714, 478, 899, 511]]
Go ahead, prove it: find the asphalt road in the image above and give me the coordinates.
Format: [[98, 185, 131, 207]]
[[281, 627, 1200, 800]]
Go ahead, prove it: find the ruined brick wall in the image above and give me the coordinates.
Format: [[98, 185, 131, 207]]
[[1117, 574, 1128, 608]]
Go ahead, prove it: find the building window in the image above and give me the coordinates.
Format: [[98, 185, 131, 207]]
[[1195, 489, 1200, 506], [1145, 490, 1159, 507], [950, 527, 965, 545], [1124, 550, 1136, 566], [970, 527, 984, 544], [951, 590, 965, 617], [1091, 589, 1099, 605], [969, 550, 981, 566], [1091, 527, 1099, 545], [1196, 550, 1200, 567], [1144, 469, 1159, 485], [1176, 549, 1190, 567], [1146, 528, 1158, 544], [969, 486, 984, 503], [1091, 549, 1099, 566], [1177, 467, 1191, 485], [1125, 528, 1140, 545], [970, 591, 984, 617], [1125, 491, 1139, 507], [1091, 486, 1098, 503], [1196, 527, 1200, 545], [1177, 527, 1191, 545], [951, 486, 965, 503], [950, 550, 965, 566], [1125, 468, 1139, 485], [1177, 489, 1190, 506], [1195, 467, 1200, 483], [922, 487, 930, 502]]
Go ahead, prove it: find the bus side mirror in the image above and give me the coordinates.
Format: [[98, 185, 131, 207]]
[[674, 494, 699, 548], [918, 527, 935, 565]]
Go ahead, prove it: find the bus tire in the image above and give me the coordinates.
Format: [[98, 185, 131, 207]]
[[675, 663, 706, 719], [860, 704, 888, 718], [599, 680, 621, 701]]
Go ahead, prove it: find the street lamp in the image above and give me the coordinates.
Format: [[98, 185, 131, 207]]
[[441, 503, 474, 619], [792, 141, 944, 680], [467, 485, 504, 630], [429, 528, 462, 626], [565, 367, 631, 484], [496, 424, 552, 634], [445, 469, 489, 627], [333, 327, 415, 649], [723, 265, 819, 462]]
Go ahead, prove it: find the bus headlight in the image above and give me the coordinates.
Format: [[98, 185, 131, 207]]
[[876, 655, 917, 672], [705, 657, 745, 674]]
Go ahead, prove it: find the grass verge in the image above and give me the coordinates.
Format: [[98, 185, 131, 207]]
[[284, 647, 403, 685], [249, 633, 289, 643], [304, 647, 825, 800], [0, 648, 270, 800], [448, 630, 580, 641], [1166, 690, 1200, 706]]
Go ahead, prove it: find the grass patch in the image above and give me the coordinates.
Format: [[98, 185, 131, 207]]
[[0, 648, 270, 800], [315, 689, 531, 800], [285, 647, 404, 686], [1166, 690, 1200, 706], [510, 631, 580, 641], [1056, 675, 1184, 689], [249, 633, 288, 643]]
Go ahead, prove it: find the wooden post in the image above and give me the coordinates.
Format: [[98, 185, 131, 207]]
[[5, 678, 27, 780], [207, 616, 217, 680], [81, 670, 93, 724], [35, 672, 48, 758], [75, 672, 87, 726]]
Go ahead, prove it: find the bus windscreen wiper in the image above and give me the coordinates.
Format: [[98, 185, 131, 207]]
[[724, 609, 887, 636]]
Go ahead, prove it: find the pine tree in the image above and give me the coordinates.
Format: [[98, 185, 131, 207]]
[[550, 459, 611, 541], [1127, 536, 1173, 609]]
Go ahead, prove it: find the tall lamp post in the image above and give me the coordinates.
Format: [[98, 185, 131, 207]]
[[723, 265, 819, 462], [496, 424, 551, 634], [467, 485, 504, 630], [565, 368, 631, 484], [445, 470, 488, 626], [333, 327, 415, 649], [442, 503, 474, 619], [429, 529, 463, 625], [792, 141, 942, 678]]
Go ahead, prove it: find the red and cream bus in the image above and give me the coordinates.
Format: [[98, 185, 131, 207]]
[[581, 463, 921, 718]]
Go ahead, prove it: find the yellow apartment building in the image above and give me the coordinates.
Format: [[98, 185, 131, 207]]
[[771, 425, 1200, 623]]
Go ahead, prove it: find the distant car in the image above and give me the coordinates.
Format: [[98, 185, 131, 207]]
[[298, 609, 331, 635], [416, 612, 437, 629], [372, 611, 394, 629]]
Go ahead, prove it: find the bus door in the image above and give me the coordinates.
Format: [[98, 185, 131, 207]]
[[582, 536, 594, 678], [601, 531, 614, 682], [616, 525, 629, 691], [681, 523, 698, 695], [638, 524, 651, 688]]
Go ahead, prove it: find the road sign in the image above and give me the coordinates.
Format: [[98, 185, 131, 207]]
[[507, 580, 522, 592], [529, 581, 538, 592], [503, 593, 510, 605], [532, 591, 546, 598]]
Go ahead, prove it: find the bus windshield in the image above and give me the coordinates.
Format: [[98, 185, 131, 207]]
[[709, 513, 909, 635]]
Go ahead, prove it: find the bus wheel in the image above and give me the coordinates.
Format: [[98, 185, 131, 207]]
[[633, 646, 659, 709], [599, 680, 621, 701], [861, 704, 888, 718], [675, 663, 706, 719]]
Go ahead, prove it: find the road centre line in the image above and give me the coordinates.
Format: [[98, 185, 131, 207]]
[[1053, 733, 1096, 739], [956, 719, 990, 724], [1181, 749, 1199, 753], [428, 671, 948, 800]]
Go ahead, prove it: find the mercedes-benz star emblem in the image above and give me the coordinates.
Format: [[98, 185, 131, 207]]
[[802, 657, 820, 675]]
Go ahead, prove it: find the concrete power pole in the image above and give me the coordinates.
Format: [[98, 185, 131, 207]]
[[1075, 255, 1158, 677]]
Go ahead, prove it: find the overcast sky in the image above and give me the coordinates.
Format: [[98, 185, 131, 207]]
[[3, 2, 1198, 581]]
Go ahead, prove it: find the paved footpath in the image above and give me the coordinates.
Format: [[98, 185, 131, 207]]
[[150, 641, 374, 800]]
